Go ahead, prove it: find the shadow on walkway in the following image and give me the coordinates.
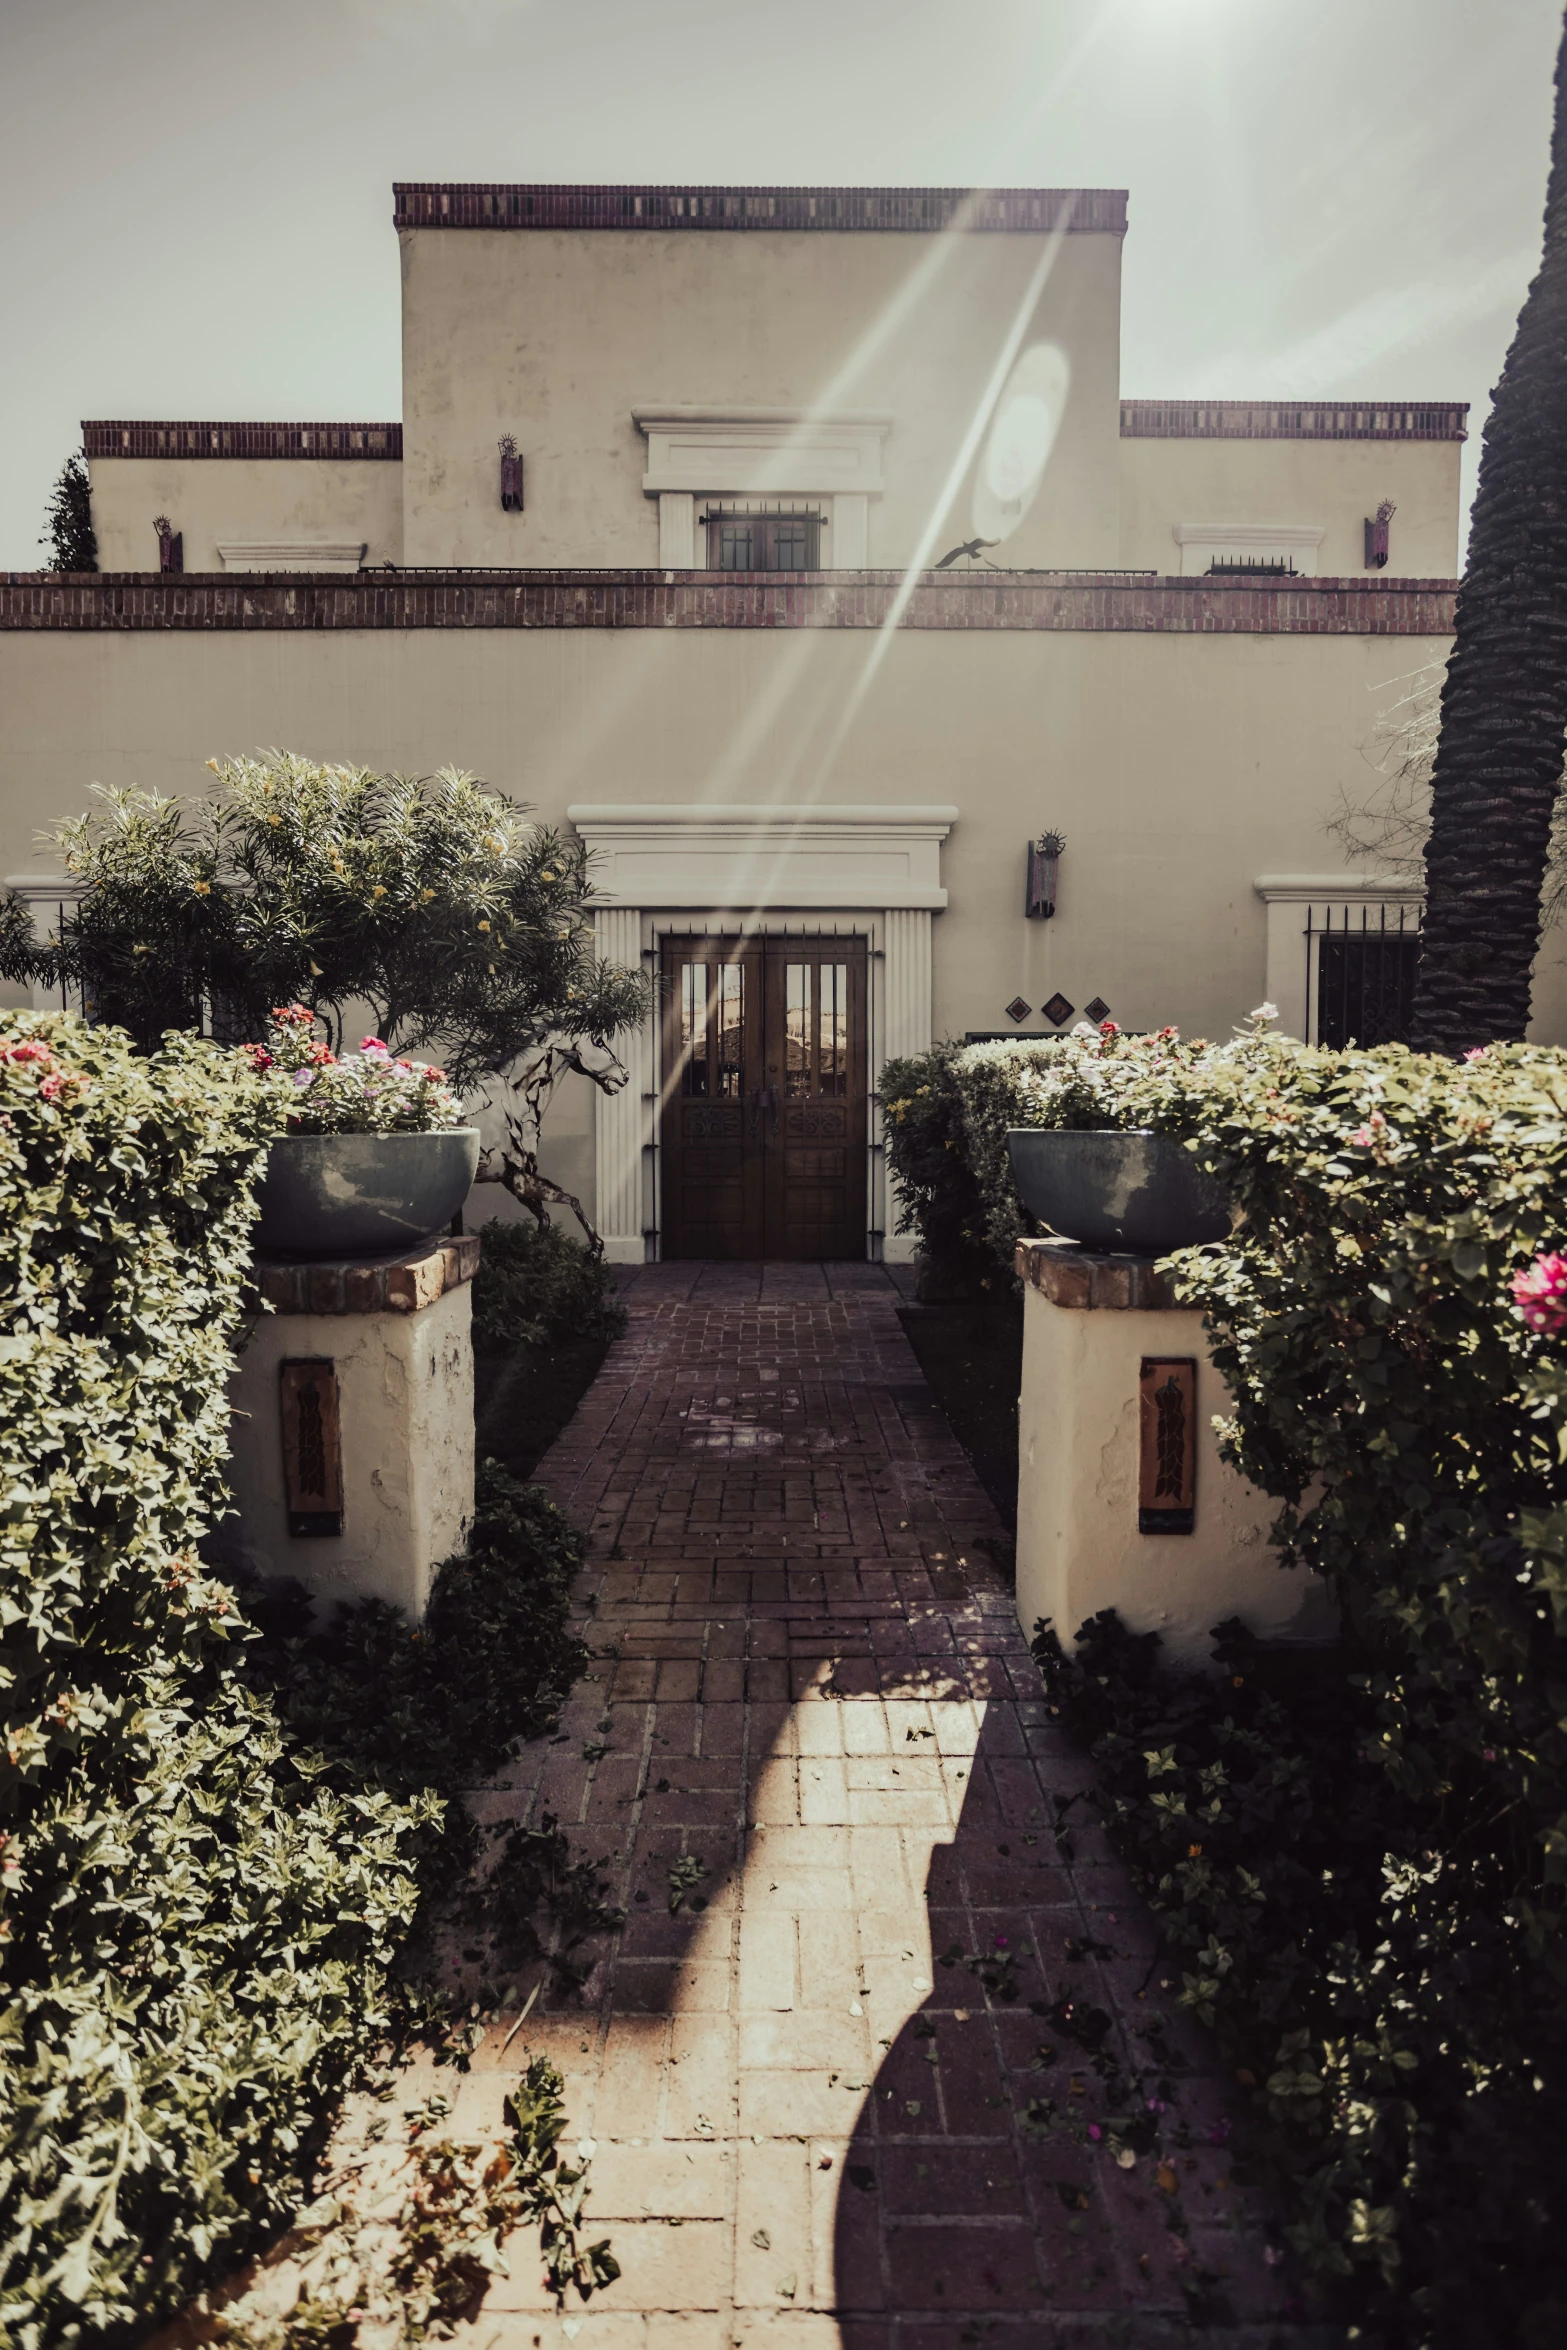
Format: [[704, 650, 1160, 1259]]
[[446, 1263, 1311, 2347]]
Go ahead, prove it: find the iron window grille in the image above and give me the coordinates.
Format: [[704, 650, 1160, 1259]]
[[1306, 901, 1421, 1048], [700, 502, 824, 570]]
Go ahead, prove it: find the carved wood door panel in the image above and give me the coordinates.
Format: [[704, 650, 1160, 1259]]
[[659, 936, 867, 1261]]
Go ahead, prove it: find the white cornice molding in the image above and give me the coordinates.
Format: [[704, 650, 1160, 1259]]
[[568, 802, 955, 911], [635, 411, 890, 498], [217, 541, 367, 572], [1254, 873, 1424, 903], [1176, 524, 1327, 549], [5, 872, 77, 906]]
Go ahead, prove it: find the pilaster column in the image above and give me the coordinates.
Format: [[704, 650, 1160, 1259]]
[[658, 494, 696, 567], [594, 907, 651, 1263]]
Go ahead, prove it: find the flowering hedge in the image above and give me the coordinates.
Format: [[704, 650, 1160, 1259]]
[[0, 1013, 440, 2347], [890, 1021, 1567, 2330]]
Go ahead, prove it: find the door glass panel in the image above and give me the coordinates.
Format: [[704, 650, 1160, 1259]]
[[785, 964, 810, 1095], [819, 964, 847, 1096], [681, 962, 709, 1096], [715, 960, 744, 1095]]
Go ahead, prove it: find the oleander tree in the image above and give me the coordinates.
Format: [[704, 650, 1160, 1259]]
[[0, 753, 650, 1248], [1411, 9, 1567, 1051]]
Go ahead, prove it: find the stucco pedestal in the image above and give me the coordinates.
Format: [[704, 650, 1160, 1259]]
[[1014, 1237, 1333, 1666], [222, 1235, 478, 1620]]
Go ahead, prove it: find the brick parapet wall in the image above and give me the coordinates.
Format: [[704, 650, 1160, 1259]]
[[82, 422, 403, 461], [1119, 398, 1468, 442], [0, 570, 1457, 635], [392, 183, 1128, 234]]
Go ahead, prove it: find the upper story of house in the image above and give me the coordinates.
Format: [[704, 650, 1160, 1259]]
[[81, 182, 1469, 581]]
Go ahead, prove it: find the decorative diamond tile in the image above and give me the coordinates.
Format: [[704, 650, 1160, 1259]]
[[1085, 996, 1112, 1023], [1005, 995, 1031, 1024], [1042, 992, 1075, 1027]]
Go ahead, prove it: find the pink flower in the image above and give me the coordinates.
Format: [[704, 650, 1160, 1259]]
[[1464, 1046, 1489, 1062], [2, 1041, 51, 1065], [360, 1036, 389, 1055], [422, 1065, 447, 1083], [1512, 1252, 1567, 1335], [1087, 2123, 1102, 2140], [1099, 1019, 1119, 1037], [38, 1073, 66, 1101], [1345, 1111, 1386, 1148]]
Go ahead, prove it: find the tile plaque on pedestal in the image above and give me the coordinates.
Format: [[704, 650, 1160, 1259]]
[[1139, 1355, 1196, 1534], [280, 1357, 344, 1537]]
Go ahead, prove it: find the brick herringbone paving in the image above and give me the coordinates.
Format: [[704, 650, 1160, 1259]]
[[454, 1263, 1313, 2348]]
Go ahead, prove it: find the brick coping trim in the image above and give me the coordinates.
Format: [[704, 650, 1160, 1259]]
[[1016, 1236, 1182, 1310], [0, 569, 1458, 636], [255, 1232, 478, 1316], [83, 422, 403, 461], [392, 183, 1127, 235], [1120, 398, 1468, 442]]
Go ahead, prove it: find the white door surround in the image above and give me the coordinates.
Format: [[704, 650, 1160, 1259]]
[[634, 409, 891, 569], [570, 803, 955, 1263]]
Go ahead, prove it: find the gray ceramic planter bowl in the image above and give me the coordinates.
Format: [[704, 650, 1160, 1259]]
[[254, 1128, 481, 1261], [1007, 1128, 1231, 1256]]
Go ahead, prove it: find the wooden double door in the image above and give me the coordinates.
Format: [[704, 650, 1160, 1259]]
[[660, 935, 868, 1260]]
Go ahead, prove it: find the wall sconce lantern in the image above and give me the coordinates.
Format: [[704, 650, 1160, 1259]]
[[499, 435, 524, 512], [153, 515, 183, 573], [1025, 830, 1065, 919], [1364, 497, 1395, 570]]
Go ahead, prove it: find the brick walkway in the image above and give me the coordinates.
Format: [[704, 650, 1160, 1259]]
[[454, 1263, 1308, 2348]]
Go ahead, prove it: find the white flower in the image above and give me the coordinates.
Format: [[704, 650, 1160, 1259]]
[[1250, 1002, 1278, 1023]]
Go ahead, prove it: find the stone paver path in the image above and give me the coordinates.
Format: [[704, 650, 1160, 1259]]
[[456, 1263, 1303, 2347]]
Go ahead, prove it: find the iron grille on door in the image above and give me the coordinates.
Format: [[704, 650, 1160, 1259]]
[[1306, 903, 1421, 1048]]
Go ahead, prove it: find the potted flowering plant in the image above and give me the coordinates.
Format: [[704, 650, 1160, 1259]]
[[246, 1005, 479, 1259], [1004, 1017, 1244, 1254]]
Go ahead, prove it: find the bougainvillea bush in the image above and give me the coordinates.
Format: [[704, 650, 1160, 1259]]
[[0, 1010, 614, 2347], [0, 1012, 439, 2348], [906, 1021, 1567, 2338]]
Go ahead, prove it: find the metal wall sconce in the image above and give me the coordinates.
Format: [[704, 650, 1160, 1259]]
[[1364, 498, 1395, 569], [1025, 830, 1065, 918], [499, 435, 524, 512], [153, 515, 183, 573]]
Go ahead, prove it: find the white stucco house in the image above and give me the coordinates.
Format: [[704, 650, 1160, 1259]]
[[1, 180, 1510, 1260]]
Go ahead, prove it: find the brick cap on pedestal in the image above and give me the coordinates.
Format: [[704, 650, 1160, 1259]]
[[1016, 1235, 1183, 1311], [255, 1233, 479, 1317]]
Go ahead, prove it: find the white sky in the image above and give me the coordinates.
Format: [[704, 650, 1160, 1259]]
[[0, 0, 1559, 567]]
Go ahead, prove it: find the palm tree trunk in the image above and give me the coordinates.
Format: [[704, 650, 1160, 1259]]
[[1410, 10, 1567, 1053]]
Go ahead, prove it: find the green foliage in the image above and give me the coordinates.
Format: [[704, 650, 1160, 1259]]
[[882, 1021, 1246, 1277], [209, 2057, 619, 2349], [1009, 1033, 1567, 2341], [0, 1014, 608, 2347], [0, 1011, 434, 2348], [470, 1219, 627, 1351], [4, 758, 645, 1078], [1036, 1610, 1567, 2346], [241, 1463, 592, 1898], [878, 1044, 994, 1282], [0, 753, 651, 1245], [38, 453, 97, 574]]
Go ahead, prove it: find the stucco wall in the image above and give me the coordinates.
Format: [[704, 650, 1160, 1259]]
[[8, 619, 1559, 1233], [1118, 435, 1463, 578], [398, 226, 1123, 570], [88, 458, 404, 571]]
